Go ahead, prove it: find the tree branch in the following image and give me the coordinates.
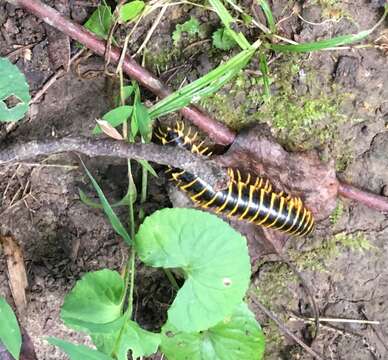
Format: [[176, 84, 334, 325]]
[[338, 182, 388, 212], [0, 137, 228, 188], [5, 0, 388, 213], [5, 0, 235, 146]]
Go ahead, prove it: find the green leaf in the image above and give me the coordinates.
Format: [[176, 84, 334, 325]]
[[92, 106, 133, 135], [48, 338, 113, 360], [118, 1, 145, 23], [172, 17, 200, 45], [257, 0, 276, 33], [271, 3, 387, 52], [81, 162, 132, 245], [212, 28, 237, 50], [84, 5, 113, 40], [137, 159, 158, 177], [161, 303, 265, 360], [134, 102, 152, 142], [208, 0, 250, 50], [0, 297, 22, 360], [135, 209, 251, 332], [61, 270, 125, 326], [116, 320, 160, 359], [0, 57, 30, 122], [149, 41, 259, 119]]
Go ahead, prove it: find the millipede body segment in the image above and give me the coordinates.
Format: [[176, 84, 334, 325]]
[[154, 122, 315, 237]]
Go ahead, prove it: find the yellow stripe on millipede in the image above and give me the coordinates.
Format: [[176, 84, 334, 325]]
[[216, 182, 234, 213], [286, 200, 302, 234], [257, 192, 275, 225], [239, 185, 255, 220], [191, 187, 208, 202], [267, 195, 285, 228], [289, 207, 307, 235], [275, 200, 294, 231], [249, 189, 264, 223], [228, 182, 244, 217], [180, 178, 198, 191], [202, 192, 220, 208]]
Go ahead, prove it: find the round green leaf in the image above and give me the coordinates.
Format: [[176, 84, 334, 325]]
[[0, 57, 30, 122], [61, 270, 125, 326], [135, 208, 251, 332], [118, 1, 145, 23], [161, 303, 265, 360], [0, 297, 22, 360]]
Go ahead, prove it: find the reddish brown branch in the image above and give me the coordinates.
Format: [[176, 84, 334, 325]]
[[6, 0, 235, 145], [6, 0, 388, 213], [338, 182, 388, 213]]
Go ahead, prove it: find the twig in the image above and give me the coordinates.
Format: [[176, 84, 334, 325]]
[[338, 182, 388, 213], [0, 137, 228, 189], [6, 0, 235, 145], [292, 315, 380, 325], [249, 295, 325, 360]]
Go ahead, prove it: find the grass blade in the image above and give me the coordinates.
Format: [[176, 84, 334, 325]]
[[208, 0, 251, 50], [270, 6, 387, 52], [81, 161, 132, 245], [257, 0, 276, 33], [149, 40, 260, 119]]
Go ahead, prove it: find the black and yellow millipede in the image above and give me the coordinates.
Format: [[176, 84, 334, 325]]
[[154, 122, 315, 237]]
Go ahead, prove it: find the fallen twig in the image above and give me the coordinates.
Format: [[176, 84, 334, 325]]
[[0, 137, 228, 189], [249, 295, 325, 360], [338, 182, 388, 213]]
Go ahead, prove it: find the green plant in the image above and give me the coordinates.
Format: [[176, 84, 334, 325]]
[[51, 206, 265, 359], [172, 17, 201, 46], [0, 297, 22, 360], [0, 57, 30, 122]]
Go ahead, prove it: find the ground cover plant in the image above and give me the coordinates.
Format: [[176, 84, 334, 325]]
[[1, 0, 388, 359]]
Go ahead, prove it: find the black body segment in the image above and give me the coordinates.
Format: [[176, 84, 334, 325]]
[[154, 122, 315, 237]]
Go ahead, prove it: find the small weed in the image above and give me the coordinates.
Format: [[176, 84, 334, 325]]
[[329, 200, 344, 224]]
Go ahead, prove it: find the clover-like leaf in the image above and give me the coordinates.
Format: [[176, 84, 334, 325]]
[[0, 297, 22, 360], [0, 57, 30, 122], [61, 269, 125, 326], [135, 208, 251, 332], [161, 303, 265, 360]]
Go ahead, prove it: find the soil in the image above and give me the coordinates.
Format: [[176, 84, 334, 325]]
[[1, 0, 388, 359]]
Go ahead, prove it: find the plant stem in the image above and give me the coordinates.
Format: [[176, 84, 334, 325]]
[[139, 164, 148, 222], [164, 269, 179, 291]]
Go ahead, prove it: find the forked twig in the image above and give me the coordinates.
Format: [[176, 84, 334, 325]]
[[249, 295, 324, 360]]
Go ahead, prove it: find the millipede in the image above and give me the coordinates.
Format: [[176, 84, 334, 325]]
[[153, 122, 315, 237]]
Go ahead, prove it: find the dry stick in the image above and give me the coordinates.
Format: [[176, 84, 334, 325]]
[[5, 0, 235, 146], [6, 0, 388, 212], [338, 182, 388, 213], [0, 137, 228, 188], [249, 296, 325, 360]]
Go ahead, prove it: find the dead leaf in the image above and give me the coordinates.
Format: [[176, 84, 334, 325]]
[[0, 235, 28, 316], [96, 119, 124, 140]]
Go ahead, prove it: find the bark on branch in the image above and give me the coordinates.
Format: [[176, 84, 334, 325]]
[[0, 138, 228, 189]]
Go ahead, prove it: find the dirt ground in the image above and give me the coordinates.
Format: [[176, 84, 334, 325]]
[[1, 0, 388, 359]]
